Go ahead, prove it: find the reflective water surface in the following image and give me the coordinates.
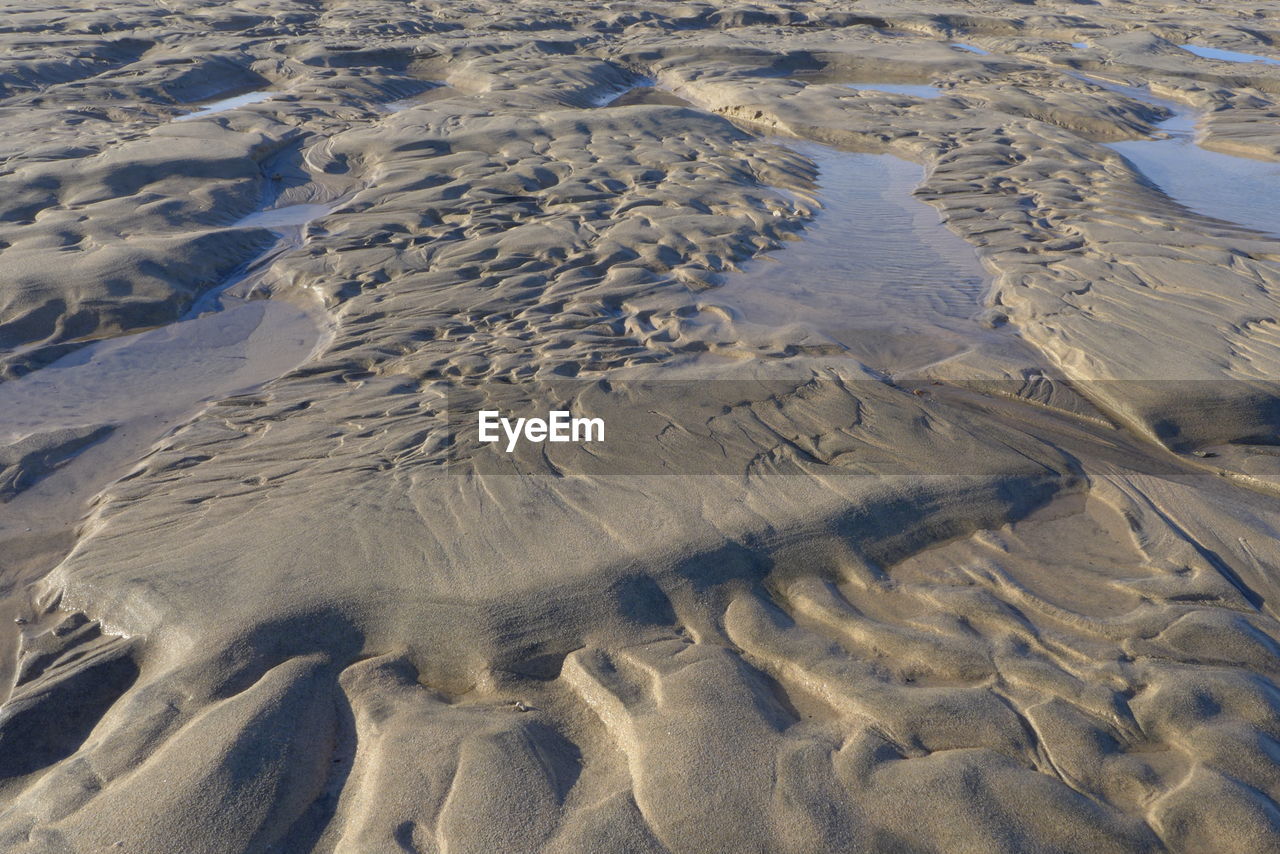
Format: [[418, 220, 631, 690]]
[[0, 198, 330, 588], [176, 90, 273, 121], [845, 83, 942, 99], [1073, 73, 1280, 236], [235, 203, 334, 230], [712, 141, 1017, 373], [1179, 44, 1280, 66]]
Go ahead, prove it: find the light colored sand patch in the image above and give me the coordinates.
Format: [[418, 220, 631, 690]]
[[382, 82, 452, 112]]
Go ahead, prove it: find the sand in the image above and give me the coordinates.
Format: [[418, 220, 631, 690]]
[[2, 0, 1280, 851]]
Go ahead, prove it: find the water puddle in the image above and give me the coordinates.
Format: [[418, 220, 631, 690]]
[[1179, 44, 1280, 66], [1071, 42, 1090, 49], [0, 304, 317, 445], [711, 140, 1020, 374], [951, 43, 990, 56], [176, 89, 273, 121], [844, 83, 941, 99], [234, 203, 334, 230], [1072, 72, 1280, 236]]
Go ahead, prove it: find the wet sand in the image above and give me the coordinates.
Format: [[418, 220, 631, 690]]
[[2, 1, 1280, 852]]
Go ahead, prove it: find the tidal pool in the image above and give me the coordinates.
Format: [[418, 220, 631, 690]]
[[234, 202, 334, 230], [712, 141, 1016, 374], [951, 43, 990, 56], [0, 301, 318, 442], [0, 198, 330, 587], [176, 89, 272, 121], [1179, 44, 1280, 66], [844, 83, 942, 99], [1074, 73, 1280, 236]]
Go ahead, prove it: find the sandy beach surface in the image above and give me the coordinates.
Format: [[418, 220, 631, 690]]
[[3, 0, 1280, 851]]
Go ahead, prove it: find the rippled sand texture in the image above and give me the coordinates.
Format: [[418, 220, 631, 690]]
[[3, 1, 1280, 852]]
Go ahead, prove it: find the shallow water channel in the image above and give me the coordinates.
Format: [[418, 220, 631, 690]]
[[0, 201, 329, 596], [845, 83, 942, 99], [1179, 44, 1280, 66], [711, 140, 1022, 374], [176, 89, 274, 121], [1075, 73, 1280, 237]]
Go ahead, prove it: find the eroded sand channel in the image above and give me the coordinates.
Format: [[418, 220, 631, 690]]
[[0, 201, 329, 643], [1075, 73, 1280, 237]]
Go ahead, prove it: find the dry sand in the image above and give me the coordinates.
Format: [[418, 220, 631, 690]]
[[3, 0, 1280, 851]]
